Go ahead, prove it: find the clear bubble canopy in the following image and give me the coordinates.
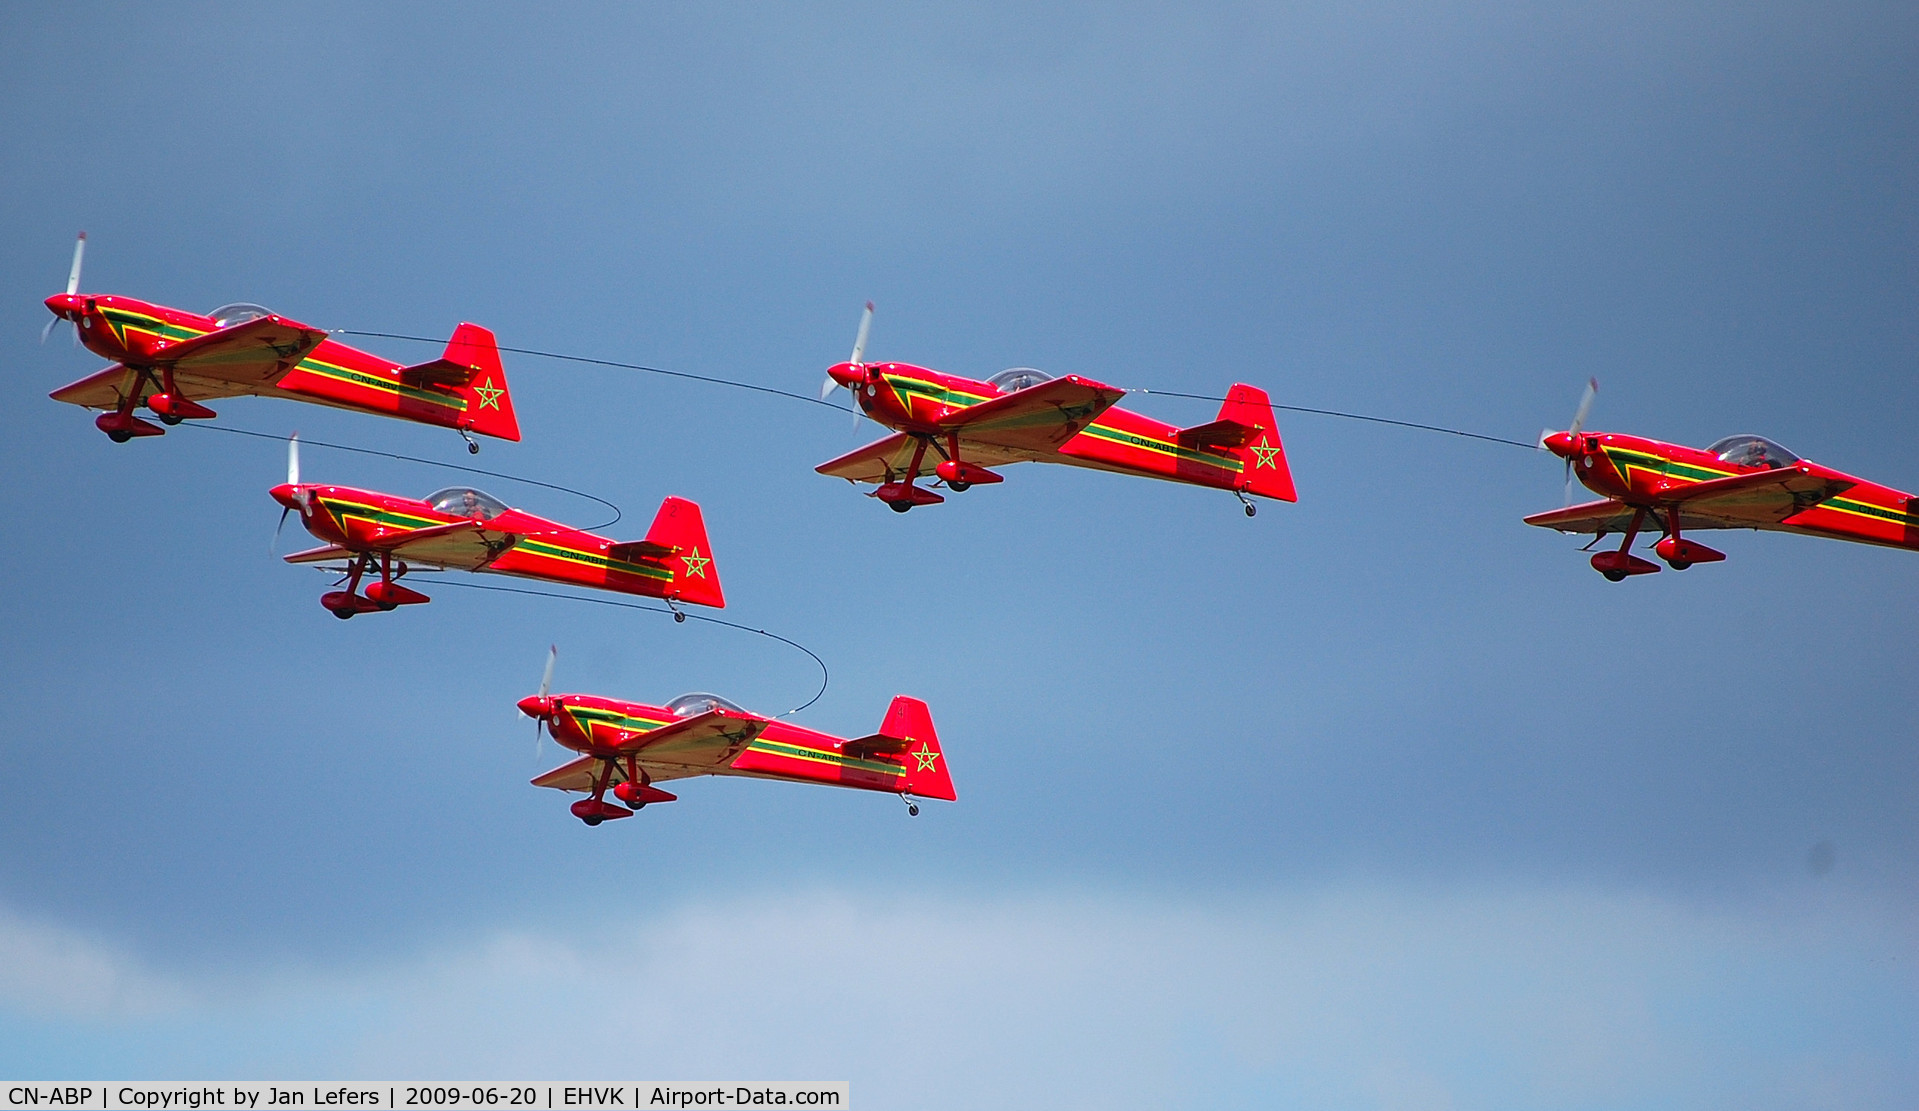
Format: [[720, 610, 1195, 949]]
[[1705, 435, 1799, 469], [206, 303, 274, 327], [424, 487, 509, 520], [665, 693, 747, 717]]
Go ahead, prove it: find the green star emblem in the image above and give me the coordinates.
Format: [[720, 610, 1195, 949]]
[[911, 742, 940, 771], [680, 547, 711, 579], [474, 378, 505, 410], [1250, 436, 1281, 470]]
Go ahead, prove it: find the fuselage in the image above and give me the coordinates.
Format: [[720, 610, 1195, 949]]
[[538, 694, 923, 794], [1544, 430, 1919, 550], [830, 360, 1266, 492], [270, 483, 710, 600], [46, 293, 511, 438]]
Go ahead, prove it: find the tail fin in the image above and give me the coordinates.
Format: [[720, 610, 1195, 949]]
[[1221, 383, 1296, 502], [445, 323, 521, 442], [645, 496, 724, 609], [882, 696, 956, 802]]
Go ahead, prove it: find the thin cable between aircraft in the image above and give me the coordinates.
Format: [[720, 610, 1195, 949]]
[[403, 575, 830, 717], [333, 329, 1539, 452], [176, 422, 624, 532]]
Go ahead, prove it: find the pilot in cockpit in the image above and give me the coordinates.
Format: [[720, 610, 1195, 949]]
[[460, 490, 487, 519]]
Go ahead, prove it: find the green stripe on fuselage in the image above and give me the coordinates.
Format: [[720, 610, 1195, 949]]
[[747, 737, 904, 776], [1076, 422, 1242, 471]]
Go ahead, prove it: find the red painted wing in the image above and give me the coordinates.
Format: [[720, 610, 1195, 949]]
[[937, 375, 1125, 450], [1525, 463, 1858, 534], [1524, 500, 1652, 534], [154, 315, 327, 382], [616, 709, 769, 766], [281, 520, 519, 570]]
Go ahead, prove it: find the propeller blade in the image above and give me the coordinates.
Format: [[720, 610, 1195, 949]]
[[287, 433, 301, 486], [539, 643, 556, 699], [65, 232, 86, 297], [849, 301, 873, 366], [1568, 378, 1597, 437], [820, 372, 839, 402], [271, 505, 291, 555], [1564, 457, 1575, 506], [39, 315, 59, 345]]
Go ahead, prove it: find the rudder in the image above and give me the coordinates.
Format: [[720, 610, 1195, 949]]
[[1221, 383, 1296, 502], [882, 695, 955, 802], [644, 496, 724, 609], [446, 323, 521, 442]]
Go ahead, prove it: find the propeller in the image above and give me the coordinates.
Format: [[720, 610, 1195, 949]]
[[821, 302, 875, 431], [1539, 378, 1598, 505], [271, 434, 308, 553], [40, 232, 86, 345], [521, 644, 558, 757]]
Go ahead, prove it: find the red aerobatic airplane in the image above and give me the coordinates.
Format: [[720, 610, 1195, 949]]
[[815, 304, 1297, 514], [1529, 381, 1919, 579], [517, 650, 955, 825], [41, 233, 519, 452], [270, 438, 721, 618]]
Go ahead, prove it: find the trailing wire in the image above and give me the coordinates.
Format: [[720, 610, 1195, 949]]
[[334, 328, 1536, 451], [175, 421, 623, 531], [332, 329, 844, 413], [404, 576, 829, 717], [1128, 389, 1540, 451]]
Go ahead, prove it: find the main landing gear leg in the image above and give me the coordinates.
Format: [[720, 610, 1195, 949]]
[[1652, 505, 1725, 570], [322, 554, 373, 618], [97, 369, 165, 442], [1589, 507, 1661, 581], [876, 436, 945, 512], [568, 759, 635, 825]]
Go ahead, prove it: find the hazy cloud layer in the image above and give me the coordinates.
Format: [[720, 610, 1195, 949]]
[[2, 885, 1912, 1108]]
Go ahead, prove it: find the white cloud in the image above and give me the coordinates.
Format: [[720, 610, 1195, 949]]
[[2, 885, 1913, 1109]]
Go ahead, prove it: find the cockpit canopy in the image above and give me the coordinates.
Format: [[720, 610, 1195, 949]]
[[665, 692, 747, 718], [425, 486, 509, 520], [207, 302, 274, 328], [1705, 435, 1799, 470], [987, 367, 1053, 394]]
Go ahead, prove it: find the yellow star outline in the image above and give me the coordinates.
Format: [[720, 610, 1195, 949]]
[[1250, 435, 1282, 470], [911, 742, 940, 771], [679, 546, 711, 579], [473, 378, 505, 410]]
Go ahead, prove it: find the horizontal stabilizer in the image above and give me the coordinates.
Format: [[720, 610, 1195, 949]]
[[1176, 417, 1259, 449], [841, 732, 910, 759], [607, 539, 677, 562], [399, 357, 477, 389]]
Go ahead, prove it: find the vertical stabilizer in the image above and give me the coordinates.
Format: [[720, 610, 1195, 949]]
[[1220, 383, 1296, 501], [644, 496, 724, 609], [446, 323, 521, 442], [882, 696, 956, 802]]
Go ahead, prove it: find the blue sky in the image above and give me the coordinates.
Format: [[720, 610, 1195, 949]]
[[1, 2, 1914, 1105]]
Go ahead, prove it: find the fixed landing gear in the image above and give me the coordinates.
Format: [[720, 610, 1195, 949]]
[[1653, 507, 1724, 571], [899, 792, 919, 817], [458, 428, 480, 454], [320, 553, 428, 618], [1588, 507, 1661, 582], [1234, 490, 1257, 517]]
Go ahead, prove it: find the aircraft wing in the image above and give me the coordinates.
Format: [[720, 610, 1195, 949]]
[[1659, 466, 1856, 525], [281, 520, 518, 570], [615, 709, 769, 766], [155, 316, 328, 383], [1524, 500, 1652, 534], [48, 364, 171, 408], [816, 429, 1067, 483], [937, 375, 1126, 451]]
